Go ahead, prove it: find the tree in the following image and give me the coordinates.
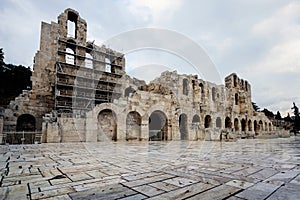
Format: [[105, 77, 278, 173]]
[[262, 108, 274, 118], [284, 113, 292, 122], [0, 48, 4, 67], [0, 49, 32, 106], [275, 111, 282, 120], [291, 102, 300, 132], [252, 102, 260, 112]]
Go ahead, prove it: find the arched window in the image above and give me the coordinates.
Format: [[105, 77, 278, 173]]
[[234, 118, 239, 131], [235, 93, 239, 105], [85, 53, 93, 68], [216, 117, 221, 128], [225, 117, 231, 128], [105, 58, 111, 73], [66, 48, 75, 65], [233, 75, 237, 87], [212, 87, 216, 101], [183, 79, 188, 95], [204, 115, 211, 128]]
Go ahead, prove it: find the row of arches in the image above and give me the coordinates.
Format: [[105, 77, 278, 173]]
[[97, 109, 169, 141], [97, 109, 274, 141], [231, 118, 273, 133]]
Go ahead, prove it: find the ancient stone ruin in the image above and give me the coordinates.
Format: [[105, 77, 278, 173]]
[[0, 8, 279, 144]]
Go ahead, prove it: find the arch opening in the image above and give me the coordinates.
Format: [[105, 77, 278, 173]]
[[225, 117, 232, 129], [204, 115, 212, 128], [98, 109, 117, 141], [212, 87, 216, 101], [149, 110, 168, 141], [234, 118, 239, 131], [183, 79, 188, 95], [85, 53, 93, 68], [66, 48, 75, 65], [17, 114, 36, 131], [126, 111, 141, 140]]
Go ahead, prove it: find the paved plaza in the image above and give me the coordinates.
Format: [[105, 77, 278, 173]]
[[0, 137, 299, 199]]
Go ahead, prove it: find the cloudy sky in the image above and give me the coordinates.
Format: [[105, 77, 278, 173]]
[[0, 0, 299, 116]]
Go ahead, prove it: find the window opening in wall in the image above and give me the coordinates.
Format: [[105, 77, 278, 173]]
[[212, 87, 216, 101], [234, 118, 239, 131], [204, 115, 211, 128], [85, 53, 93, 68], [105, 58, 111, 73], [67, 11, 77, 38], [66, 48, 75, 65], [67, 20, 76, 37], [183, 79, 188, 95], [235, 93, 238, 105], [225, 117, 231, 128], [234, 75, 237, 87]]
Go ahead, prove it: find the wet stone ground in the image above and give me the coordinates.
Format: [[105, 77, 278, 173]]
[[0, 137, 299, 199]]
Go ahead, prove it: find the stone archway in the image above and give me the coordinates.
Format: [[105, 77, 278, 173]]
[[17, 114, 36, 131], [179, 113, 188, 140], [234, 118, 239, 131], [126, 111, 141, 140], [98, 109, 117, 141], [204, 115, 212, 128], [149, 110, 168, 141], [225, 117, 232, 129]]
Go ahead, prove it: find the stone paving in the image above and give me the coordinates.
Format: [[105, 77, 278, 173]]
[[0, 137, 299, 199]]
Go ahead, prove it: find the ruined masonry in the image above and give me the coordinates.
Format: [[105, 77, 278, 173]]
[[1, 9, 278, 144]]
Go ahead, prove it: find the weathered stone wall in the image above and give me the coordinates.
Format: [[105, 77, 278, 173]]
[[2, 8, 278, 143]]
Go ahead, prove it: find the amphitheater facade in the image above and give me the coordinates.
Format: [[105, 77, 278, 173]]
[[0, 9, 277, 144]]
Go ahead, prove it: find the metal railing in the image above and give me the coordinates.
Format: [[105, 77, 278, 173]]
[[1, 131, 42, 144]]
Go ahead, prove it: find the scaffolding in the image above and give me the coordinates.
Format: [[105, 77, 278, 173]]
[[54, 39, 124, 115]]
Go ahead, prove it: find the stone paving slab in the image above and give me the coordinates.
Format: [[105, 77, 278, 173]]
[[267, 183, 300, 200], [188, 184, 242, 200], [0, 137, 299, 199], [148, 182, 215, 199], [235, 182, 281, 200]]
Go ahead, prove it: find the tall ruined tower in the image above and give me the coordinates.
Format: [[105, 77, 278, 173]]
[[3, 8, 125, 136], [225, 73, 253, 115]]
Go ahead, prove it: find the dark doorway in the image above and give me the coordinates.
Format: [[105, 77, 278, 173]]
[[16, 114, 36, 131]]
